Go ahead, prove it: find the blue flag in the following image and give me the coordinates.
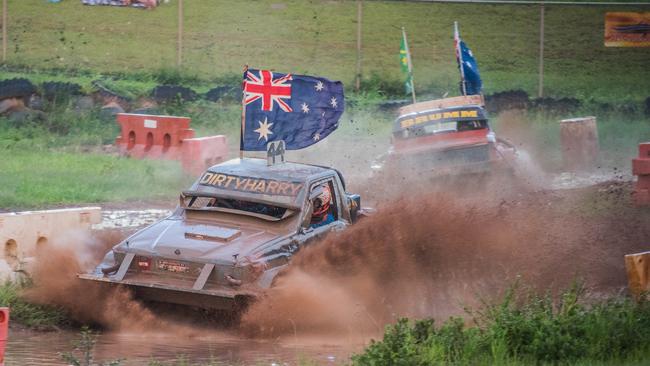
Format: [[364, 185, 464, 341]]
[[458, 40, 482, 95], [241, 69, 344, 151]]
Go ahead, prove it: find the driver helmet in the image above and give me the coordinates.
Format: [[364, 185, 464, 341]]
[[312, 184, 331, 218]]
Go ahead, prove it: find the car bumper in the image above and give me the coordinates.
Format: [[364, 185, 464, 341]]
[[78, 273, 257, 311]]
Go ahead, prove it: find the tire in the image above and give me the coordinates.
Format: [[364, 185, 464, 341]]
[[0, 78, 36, 100], [204, 85, 239, 102], [41, 81, 82, 100], [151, 85, 197, 103]]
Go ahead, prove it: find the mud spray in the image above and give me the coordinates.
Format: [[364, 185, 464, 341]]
[[241, 186, 649, 338]]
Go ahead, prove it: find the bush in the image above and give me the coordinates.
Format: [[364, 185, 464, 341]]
[[352, 283, 650, 365], [0, 282, 70, 329]]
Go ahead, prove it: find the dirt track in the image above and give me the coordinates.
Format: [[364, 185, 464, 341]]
[[22, 173, 650, 341]]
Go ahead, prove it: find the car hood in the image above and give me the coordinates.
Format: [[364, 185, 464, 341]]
[[117, 217, 289, 264]]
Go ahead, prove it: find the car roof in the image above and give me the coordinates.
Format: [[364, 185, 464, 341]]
[[207, 158, 332, 183]]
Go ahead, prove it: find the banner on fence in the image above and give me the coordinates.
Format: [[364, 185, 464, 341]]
[[605, 12, 650, 47]]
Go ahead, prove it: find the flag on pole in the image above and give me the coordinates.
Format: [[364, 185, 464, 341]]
[[399, 28, 414, 95], [454, 22, 482, 96], [240, 68, 344, 151]]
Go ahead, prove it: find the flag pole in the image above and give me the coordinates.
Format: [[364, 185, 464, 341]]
[[454, 21, 467, 96], [401, 27, 416, 104], [240, 65, 248, 160]]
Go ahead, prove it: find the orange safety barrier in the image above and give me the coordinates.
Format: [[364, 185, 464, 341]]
[[633, 142, 650, 205], [114, 113, 229, 175], [0, 307, 9, 366], [115, 113, 195, 159], [181, 135, 229, 175]]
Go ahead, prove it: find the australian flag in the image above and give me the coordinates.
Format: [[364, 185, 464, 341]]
[[454, 24, 483, 96], [241, 68, 344, 151], [459, 40, 482, 95]]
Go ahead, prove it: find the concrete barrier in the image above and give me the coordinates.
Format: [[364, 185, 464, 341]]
[[559, 116, 599, 172], [0, 207, 101, 280], [114, 113, 229, 175], [181, 135, 229, 175], [115, 113, 195, 159], [625, 251, 650, 298], [633, 142, 650, 206]]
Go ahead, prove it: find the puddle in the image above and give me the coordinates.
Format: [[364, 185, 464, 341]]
[[6, 328, 360, 365], [93, 209, 172, 230]]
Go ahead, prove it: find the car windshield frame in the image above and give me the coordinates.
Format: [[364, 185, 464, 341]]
[[180, 191, 299, 222]]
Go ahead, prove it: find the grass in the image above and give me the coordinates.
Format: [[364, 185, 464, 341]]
[[0, 0, 648, 102], [352, 283, 650, 366], [0, 282, 69, 329]]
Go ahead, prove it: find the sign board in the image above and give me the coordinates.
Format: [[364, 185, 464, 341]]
[[605, 12, 650, 47], [267, 140, 286, 166], [143, 119, 158, 128]]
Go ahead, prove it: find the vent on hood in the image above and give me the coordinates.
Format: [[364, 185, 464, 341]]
[[185, 226, 241, 243]]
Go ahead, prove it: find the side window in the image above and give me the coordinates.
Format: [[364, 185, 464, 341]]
[[308, 179, 338, 228]]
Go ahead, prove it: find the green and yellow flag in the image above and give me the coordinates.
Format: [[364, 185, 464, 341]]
[[399, 27, 414, 95]]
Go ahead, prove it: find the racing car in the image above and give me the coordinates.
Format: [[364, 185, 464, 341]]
[[372, 95, 516, 177], [80, 158, 363, 311]]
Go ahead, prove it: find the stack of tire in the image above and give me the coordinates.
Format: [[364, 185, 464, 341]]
[[0, 78, 45, 123]]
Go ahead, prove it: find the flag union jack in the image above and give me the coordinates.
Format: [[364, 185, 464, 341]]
[[244, 70, 293, 112]]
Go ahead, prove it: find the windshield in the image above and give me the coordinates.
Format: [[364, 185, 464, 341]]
[[395, 119, 488, 140], [180, 194, 294, 221]]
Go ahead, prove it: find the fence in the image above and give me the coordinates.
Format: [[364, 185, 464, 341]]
[[0, 0, 649, 100]]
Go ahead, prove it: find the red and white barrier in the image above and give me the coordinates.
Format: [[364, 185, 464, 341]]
[[0, 308, 8, 366]]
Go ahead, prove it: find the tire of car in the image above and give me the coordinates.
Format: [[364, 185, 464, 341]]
[[204, 85, 239, 102], [151, 85, 198, 103], [0, 78, 36, 100], [41, 81, 83, 100]]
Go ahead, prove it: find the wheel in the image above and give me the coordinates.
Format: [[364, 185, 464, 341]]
[[0, 78, 36, 100]]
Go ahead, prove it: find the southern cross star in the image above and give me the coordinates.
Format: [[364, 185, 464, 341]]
[[301, 102, 310, 113], [314, 81, 324, 91], [313, 133, 321, 141], [254, 117, 273, 141], [330, 97, 338, 108]]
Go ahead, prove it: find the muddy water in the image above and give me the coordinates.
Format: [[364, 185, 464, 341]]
[[7, 328, 361, 365]]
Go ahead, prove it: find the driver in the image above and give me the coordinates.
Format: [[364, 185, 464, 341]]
[[310, 184, 334, 228]]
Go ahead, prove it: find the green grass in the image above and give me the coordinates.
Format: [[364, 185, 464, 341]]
[[0, 148, 189, 209], [352, 283, 650, 366], [0, 282, 69, 329], [1, 0, 649, 102]]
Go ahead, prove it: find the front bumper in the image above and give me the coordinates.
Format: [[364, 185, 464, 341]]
[[78, 273, 258, 310]]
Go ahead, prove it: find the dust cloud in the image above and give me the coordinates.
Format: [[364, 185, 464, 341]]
[[241, 181, 649, 338], [23, 230, 163, 330]]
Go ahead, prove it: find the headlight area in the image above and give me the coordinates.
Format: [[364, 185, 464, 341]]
[[99, 251, 288, 290]]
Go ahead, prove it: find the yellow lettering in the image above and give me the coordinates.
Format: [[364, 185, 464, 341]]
[[461, 110, 478, 118], [199, 173, 214, 184], [213, 174, 227, 186], [235, 178, 247, 190], [289, 183, 303, 195], [415, 116, 428, 124], [278, 182, 290, 195], [224, 175, 236, 188], [243, 179, 258, 191], [254, 180, 266, 193], [267, 180, 279, 194]]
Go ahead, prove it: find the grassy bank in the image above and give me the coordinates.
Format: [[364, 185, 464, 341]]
[[1, 0, 649, 102], [352, 284, 650, 366], [0, 283, 69, 329]]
